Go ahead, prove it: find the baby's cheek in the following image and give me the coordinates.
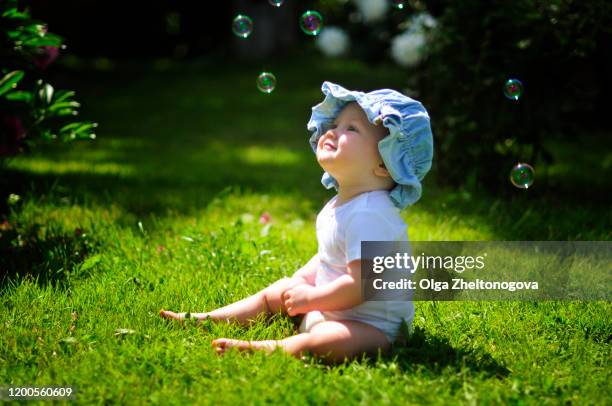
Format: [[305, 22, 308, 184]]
[[356, 141, 378, 156]]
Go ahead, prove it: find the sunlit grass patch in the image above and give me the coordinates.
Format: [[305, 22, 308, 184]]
[[8, 157, 135, 177]]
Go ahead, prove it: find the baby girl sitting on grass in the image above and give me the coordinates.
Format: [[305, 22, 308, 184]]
[[160, 81, 433, 363]]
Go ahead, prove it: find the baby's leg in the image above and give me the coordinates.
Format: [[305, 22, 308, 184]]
[[160, 276, 310, 325], [212, 320, 391, 363]]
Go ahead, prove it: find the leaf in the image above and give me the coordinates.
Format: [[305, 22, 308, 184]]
[[80, 254, 102, 272], [2, 8, 29, 20], [22, 35, 62, 47], [54, 90, 76, 103], [50, 108, 77, 118], [1, 8, 18, 18], [59, 122, 98, 141], [7, 30, 22, 39], [0, 71, 25, 96], [59, 122, 83, 132], [114, 328, 136, 336], [48, 101, 81, 112], [59, 121, 98, 136], [5, 90, 32, 102]]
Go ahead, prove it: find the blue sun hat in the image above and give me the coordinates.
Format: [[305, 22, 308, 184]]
[[307, 81, 434, 209]]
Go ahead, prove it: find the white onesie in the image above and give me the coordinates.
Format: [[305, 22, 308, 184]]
[[299, 190, 415, 342]]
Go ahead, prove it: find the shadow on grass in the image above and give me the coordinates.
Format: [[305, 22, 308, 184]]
[[0, 220, 99, 292], [4, 59, 611, 239], [386, 326, 510, 378], [0, 167, 326, 224], [294, 317, 508, 378]]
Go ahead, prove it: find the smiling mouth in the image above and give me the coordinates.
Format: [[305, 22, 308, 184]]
[[323, 141, 336, 150]]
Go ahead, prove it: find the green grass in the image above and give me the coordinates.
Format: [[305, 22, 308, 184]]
[[1, 54, 610, 404]]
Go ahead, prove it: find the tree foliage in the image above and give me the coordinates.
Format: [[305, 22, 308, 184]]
[[419, 0, 611, 190]]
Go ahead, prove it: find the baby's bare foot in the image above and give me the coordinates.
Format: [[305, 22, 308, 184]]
[[211, 338, 279, 355], [159, 309, 184, 321], [159, 309, 209, 324]]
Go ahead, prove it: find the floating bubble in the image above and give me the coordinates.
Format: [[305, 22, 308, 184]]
[[300, 10, 323, 36], [232, 14, 253, 38], [509, 163, 535, 189], [391, 0, 406, 9], [257, 72, 277, 93], [269, 0, 284, 6], [504, 78, 523, 100]]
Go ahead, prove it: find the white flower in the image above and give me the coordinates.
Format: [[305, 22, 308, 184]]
[[399, 12, 439, 33], [390, 12, 438, 67], [411, 12, 438, 30], [354, 0, 389, 23], [316, 26, 350, 57], [390, 30, 426, 67]]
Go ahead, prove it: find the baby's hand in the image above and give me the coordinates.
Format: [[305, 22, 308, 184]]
[[282, 284, 315, 316]]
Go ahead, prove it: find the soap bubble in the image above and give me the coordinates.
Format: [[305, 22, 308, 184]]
[[232, 15, 253, 38], [510, 163, 535, 189], [257, 72, 277, 93], [391, 0, 406, 9], [269, 0, 284, 6], [504, 78, 523, 101], [300, 10, 323, 36]]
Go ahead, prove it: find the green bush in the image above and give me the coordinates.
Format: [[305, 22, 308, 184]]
[[0, 0, 96, 163]]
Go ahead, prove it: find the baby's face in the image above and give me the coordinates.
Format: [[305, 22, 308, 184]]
[[316, 102, 389, 185]]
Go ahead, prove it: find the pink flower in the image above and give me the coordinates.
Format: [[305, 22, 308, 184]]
[[259, 212, 271, 224], [32, 46, 59, 70]]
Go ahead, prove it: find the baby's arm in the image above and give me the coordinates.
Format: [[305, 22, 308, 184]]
[[290, 254, 319, 286], [283, 259, 364, 315], [305, 258, 363, 311]]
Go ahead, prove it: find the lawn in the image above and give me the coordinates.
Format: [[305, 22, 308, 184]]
[[1, 53, 610, 404]]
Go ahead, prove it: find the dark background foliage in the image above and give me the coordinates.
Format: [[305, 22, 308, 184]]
[[419, 0, 612, 191], [8, 0, 612, 194]]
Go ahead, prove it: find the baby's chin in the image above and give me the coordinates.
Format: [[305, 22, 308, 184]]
[[316, 154, 338, 174]]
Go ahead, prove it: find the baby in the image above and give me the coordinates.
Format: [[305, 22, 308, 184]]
[[160, 81, 433, 363]]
